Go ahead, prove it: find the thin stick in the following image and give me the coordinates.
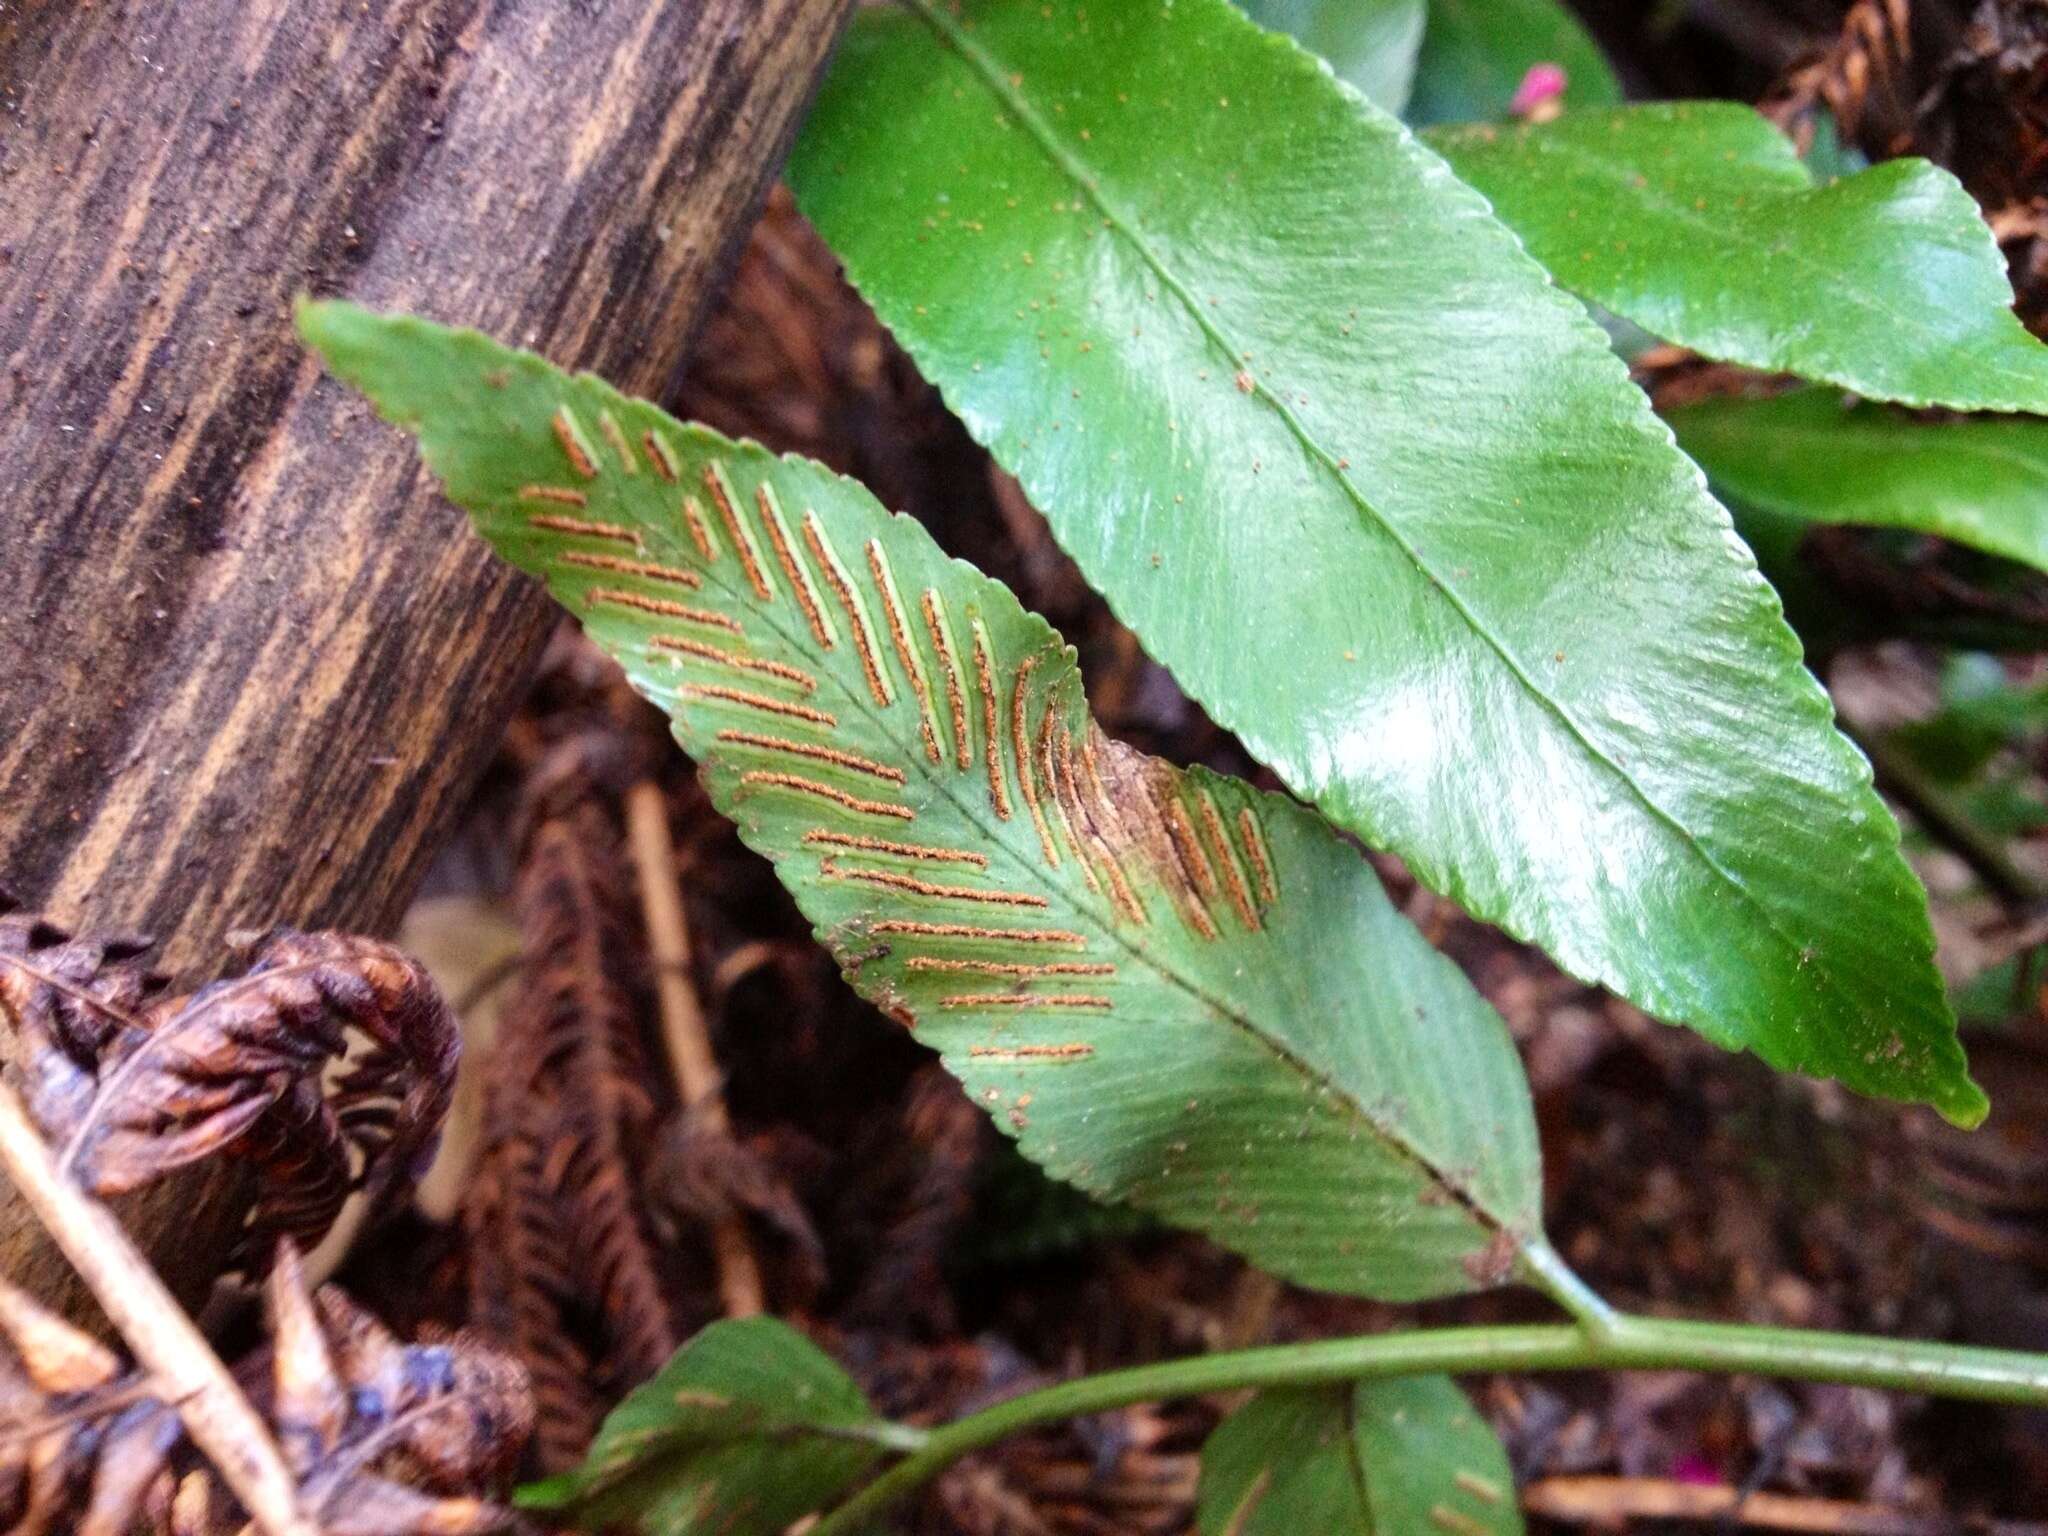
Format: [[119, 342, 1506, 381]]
[[808, 1314, 2048, 1534], [0, 1082, 318, 1536], [625, 778, 766, 1318], [1523, 1475, 2048, 1536]]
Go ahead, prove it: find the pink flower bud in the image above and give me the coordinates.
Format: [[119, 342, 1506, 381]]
[[1510, 62, 1569, 121]]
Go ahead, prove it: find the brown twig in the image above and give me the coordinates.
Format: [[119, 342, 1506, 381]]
[[0, 1080, 319, 1536], [625, 778, 766, 1318], [1523, 1475, 2048, 1535]]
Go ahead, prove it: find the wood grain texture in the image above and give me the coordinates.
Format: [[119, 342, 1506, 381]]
[[0, 0, 852, 1320]]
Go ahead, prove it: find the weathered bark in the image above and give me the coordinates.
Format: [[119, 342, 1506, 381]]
[[0, 0, 852, 1320]]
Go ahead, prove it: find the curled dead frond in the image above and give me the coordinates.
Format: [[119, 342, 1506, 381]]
[[0, 893, 169, 1141], [0, 1244, 532, 1536], [0, 902, 459, 1264]]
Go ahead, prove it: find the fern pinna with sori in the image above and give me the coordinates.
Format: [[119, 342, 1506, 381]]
[[301, 299, 1546, 1309]]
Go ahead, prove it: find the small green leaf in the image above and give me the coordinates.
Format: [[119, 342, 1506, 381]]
[[1431, 106, 2048, 414], [301, 300, 1546, 1302], [518, 1319, 886, 1533], [1408, 0, 1618, 126], [1237, 0, 1426, 114], [1198, 1376, 1521, 1534], [788, 0, 1980, 1124], [1880, 655, 2048, 851], [1892, 655, 2048, 783], [1954, 946, 2045, 1029], [1667, 389, 2048, 574]]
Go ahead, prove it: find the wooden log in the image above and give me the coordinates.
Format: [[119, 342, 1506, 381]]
[[0, 0, 852, 1321]]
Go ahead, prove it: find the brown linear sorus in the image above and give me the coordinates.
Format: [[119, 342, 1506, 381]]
[[758, 482, 836, 649], [970, 619, 1012, 821], [678, 683, 835, 724], [870, 920, 1086, 946], [1139, 775, 1223, 939], [1159, 792, 1219, 904], [586, 587, 740, 634], [906, 957, 1115, 978], [1052, 718, 1148, 925], [1011, 656, 1061, 868], [641, 428, 682, 482], [820, 857, 1048, 909], [680, 495, 718, 561], [1238, 806, 1278, 905], [1048, 722, 1112, 888], [520, 484, 589, 509], [802, 830, 987, 868], [528, 511, 640, 547], [1037, 704, 1100, 897], [716, 729, 905, 784], [939, 993, 1112, 1010], [552, 405, 602, 479], [558, 551, 701, 588], [704, 462, 774, 601], [1196, 790, 1261, 931], [868, 540, 943, 764], [655, 639, 818, 693], [739, 769, 913, 821], [1143, 774, 1220, 942], [922, 590, 973, 771], [967, 1043, 1096, 1061], [804, 513, 893, 707]]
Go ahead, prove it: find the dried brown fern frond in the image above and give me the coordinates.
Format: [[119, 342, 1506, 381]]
[[0, 1243, 531, 1536], [1764, 0, 1916, 153], [515, 751, 675, 1381], [465, 735, 678, 1467], [466, 1092, 604, 1472], [0, 904, 460, 1263]]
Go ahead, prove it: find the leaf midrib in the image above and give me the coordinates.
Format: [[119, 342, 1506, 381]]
[[595, 414, 1522, 1245], [902, 0, 1844, 1027]]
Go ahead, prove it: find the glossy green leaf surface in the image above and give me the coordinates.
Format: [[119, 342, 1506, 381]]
[[1237, 0, 1425, 114], [1197, 1376, 1522, 1534], [1430, 106, 2048, 413], [1408, 0, 1618, 125], [519, 1319, 885, 1533], [302, 301, 1546, 1302], [1667, 389, 2048, 573], [788, 0, 1980, 1124]]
